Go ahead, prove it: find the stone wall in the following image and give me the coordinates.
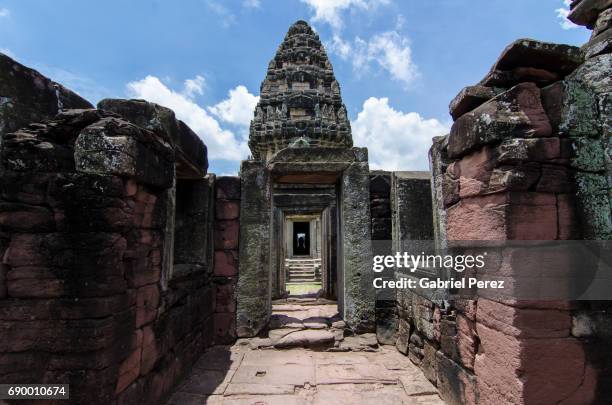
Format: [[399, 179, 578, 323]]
[[213, 177, 240, 344], [0, 52, 93, 138], [0, 62, 215, 404], [395, 2, 612, 404]]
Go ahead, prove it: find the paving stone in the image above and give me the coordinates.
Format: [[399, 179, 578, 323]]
[[398, 372, 439, 397], [232, 364, 315, 386], [316, 363, 398, 385], [193, 345, 244, 371], [165, 392, 223, 405], [242, 348, 315, 366], [275, 329, 335, 348], [313, 384, 410, 405], [222, 395, 310, 405], [224, 383, 296, 395], [179, 368, 236, 395]]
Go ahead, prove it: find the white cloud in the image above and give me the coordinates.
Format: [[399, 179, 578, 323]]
[[301, 0, 389, 30], [0, 8, 9, 17], [183, 75, 205, 98], [351, 97, 449, 170], [208, 85, 259, 127], [127, 75, 251, 161], [329, 31, 419, 88], [556, 0, 579, 30], [243, 0, 260, 8], [207, 1, 236, 28]]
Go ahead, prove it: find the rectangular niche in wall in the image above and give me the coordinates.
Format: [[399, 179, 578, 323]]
[[172, 177, 214, 277]]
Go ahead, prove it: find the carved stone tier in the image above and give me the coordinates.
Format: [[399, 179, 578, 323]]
[[248, 20, 353, 161]]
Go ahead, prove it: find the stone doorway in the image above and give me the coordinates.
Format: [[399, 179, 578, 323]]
[[284, 214, 323, 298]]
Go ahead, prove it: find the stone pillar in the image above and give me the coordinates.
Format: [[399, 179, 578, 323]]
[[340, 159, 374, 332], [236, 160, 272, 337], [213, 176, 241, 344]]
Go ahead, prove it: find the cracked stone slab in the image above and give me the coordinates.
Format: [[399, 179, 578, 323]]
[[224, 383, 296, 395], [221, 395, 310, 405], [242, 348, 315, 366], [313, 384, 409, 405], [232, 364, 315, 386], [399, 373, 439, 397], [313, 352, 372, 365], [315, 363, 398, 385]]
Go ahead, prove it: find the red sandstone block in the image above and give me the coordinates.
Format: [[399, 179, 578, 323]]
[[7, 277, 65, 298], [447, 194, 508, 240], [476, 298, 571, 338], [474, 323, 523, 405], [557, 194, 580, 240], [457, 315, 477, 369], [116, 358, 140, 394], [117, 347, 141, 381], [454, 146, 496, 180], [2, 234, 47, 267], [0, 204, 54, 232], [136, 285, 160, 327], [522, 338, 594, 404], [141, 325, 158, 375], [214, 313, 236, 344], [214, 282, 236, 313], [216, 201, 240, 220], [508, 193, 557, 240], [216, 176, 240, 200], [214, 220, 239, 250], [214, 250, 238, 277]]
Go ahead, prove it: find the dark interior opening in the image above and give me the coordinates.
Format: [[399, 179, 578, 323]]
[[293, 221, 310, 256]]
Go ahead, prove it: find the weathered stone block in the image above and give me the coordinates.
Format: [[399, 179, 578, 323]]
[[214, 282, 236, 313], [341, 162, 375, 332], [436, 351, 478, 405], [97, 98, 207, 175], [236, 161, 271, 338], [215, 201, 240, 220], [214, 250, 238, 277], [214, 312, 236, 344], [481, 39, 583, 84], [215, 176, 241, 200], [75, 117, 174, 189], [568, 0, 612, 28], [449, 85, 501, 121], [136, 284, 160, 327], [214, 220, 239, 250], [447, 192, 558, 240], [448, 83, 552, 158], [0, 52, 92, 138]]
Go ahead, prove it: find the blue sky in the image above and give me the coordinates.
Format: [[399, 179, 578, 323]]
[[0, 0, 591, 174]]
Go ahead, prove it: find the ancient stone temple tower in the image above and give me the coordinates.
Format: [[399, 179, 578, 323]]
[[236, 20, 375, 337], [248, 20, 353, 161]]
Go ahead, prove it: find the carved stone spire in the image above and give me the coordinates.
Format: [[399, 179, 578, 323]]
[[248, 20, 353, 161]]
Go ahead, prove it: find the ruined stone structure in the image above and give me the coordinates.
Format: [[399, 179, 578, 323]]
[[394, 2, 612, 404], [0, 2, 610, 404], [237, 20, 375, 337]]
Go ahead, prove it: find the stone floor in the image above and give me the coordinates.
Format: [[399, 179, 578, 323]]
[[166, 304, 446, 405], [166, 344, 445, 404]]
